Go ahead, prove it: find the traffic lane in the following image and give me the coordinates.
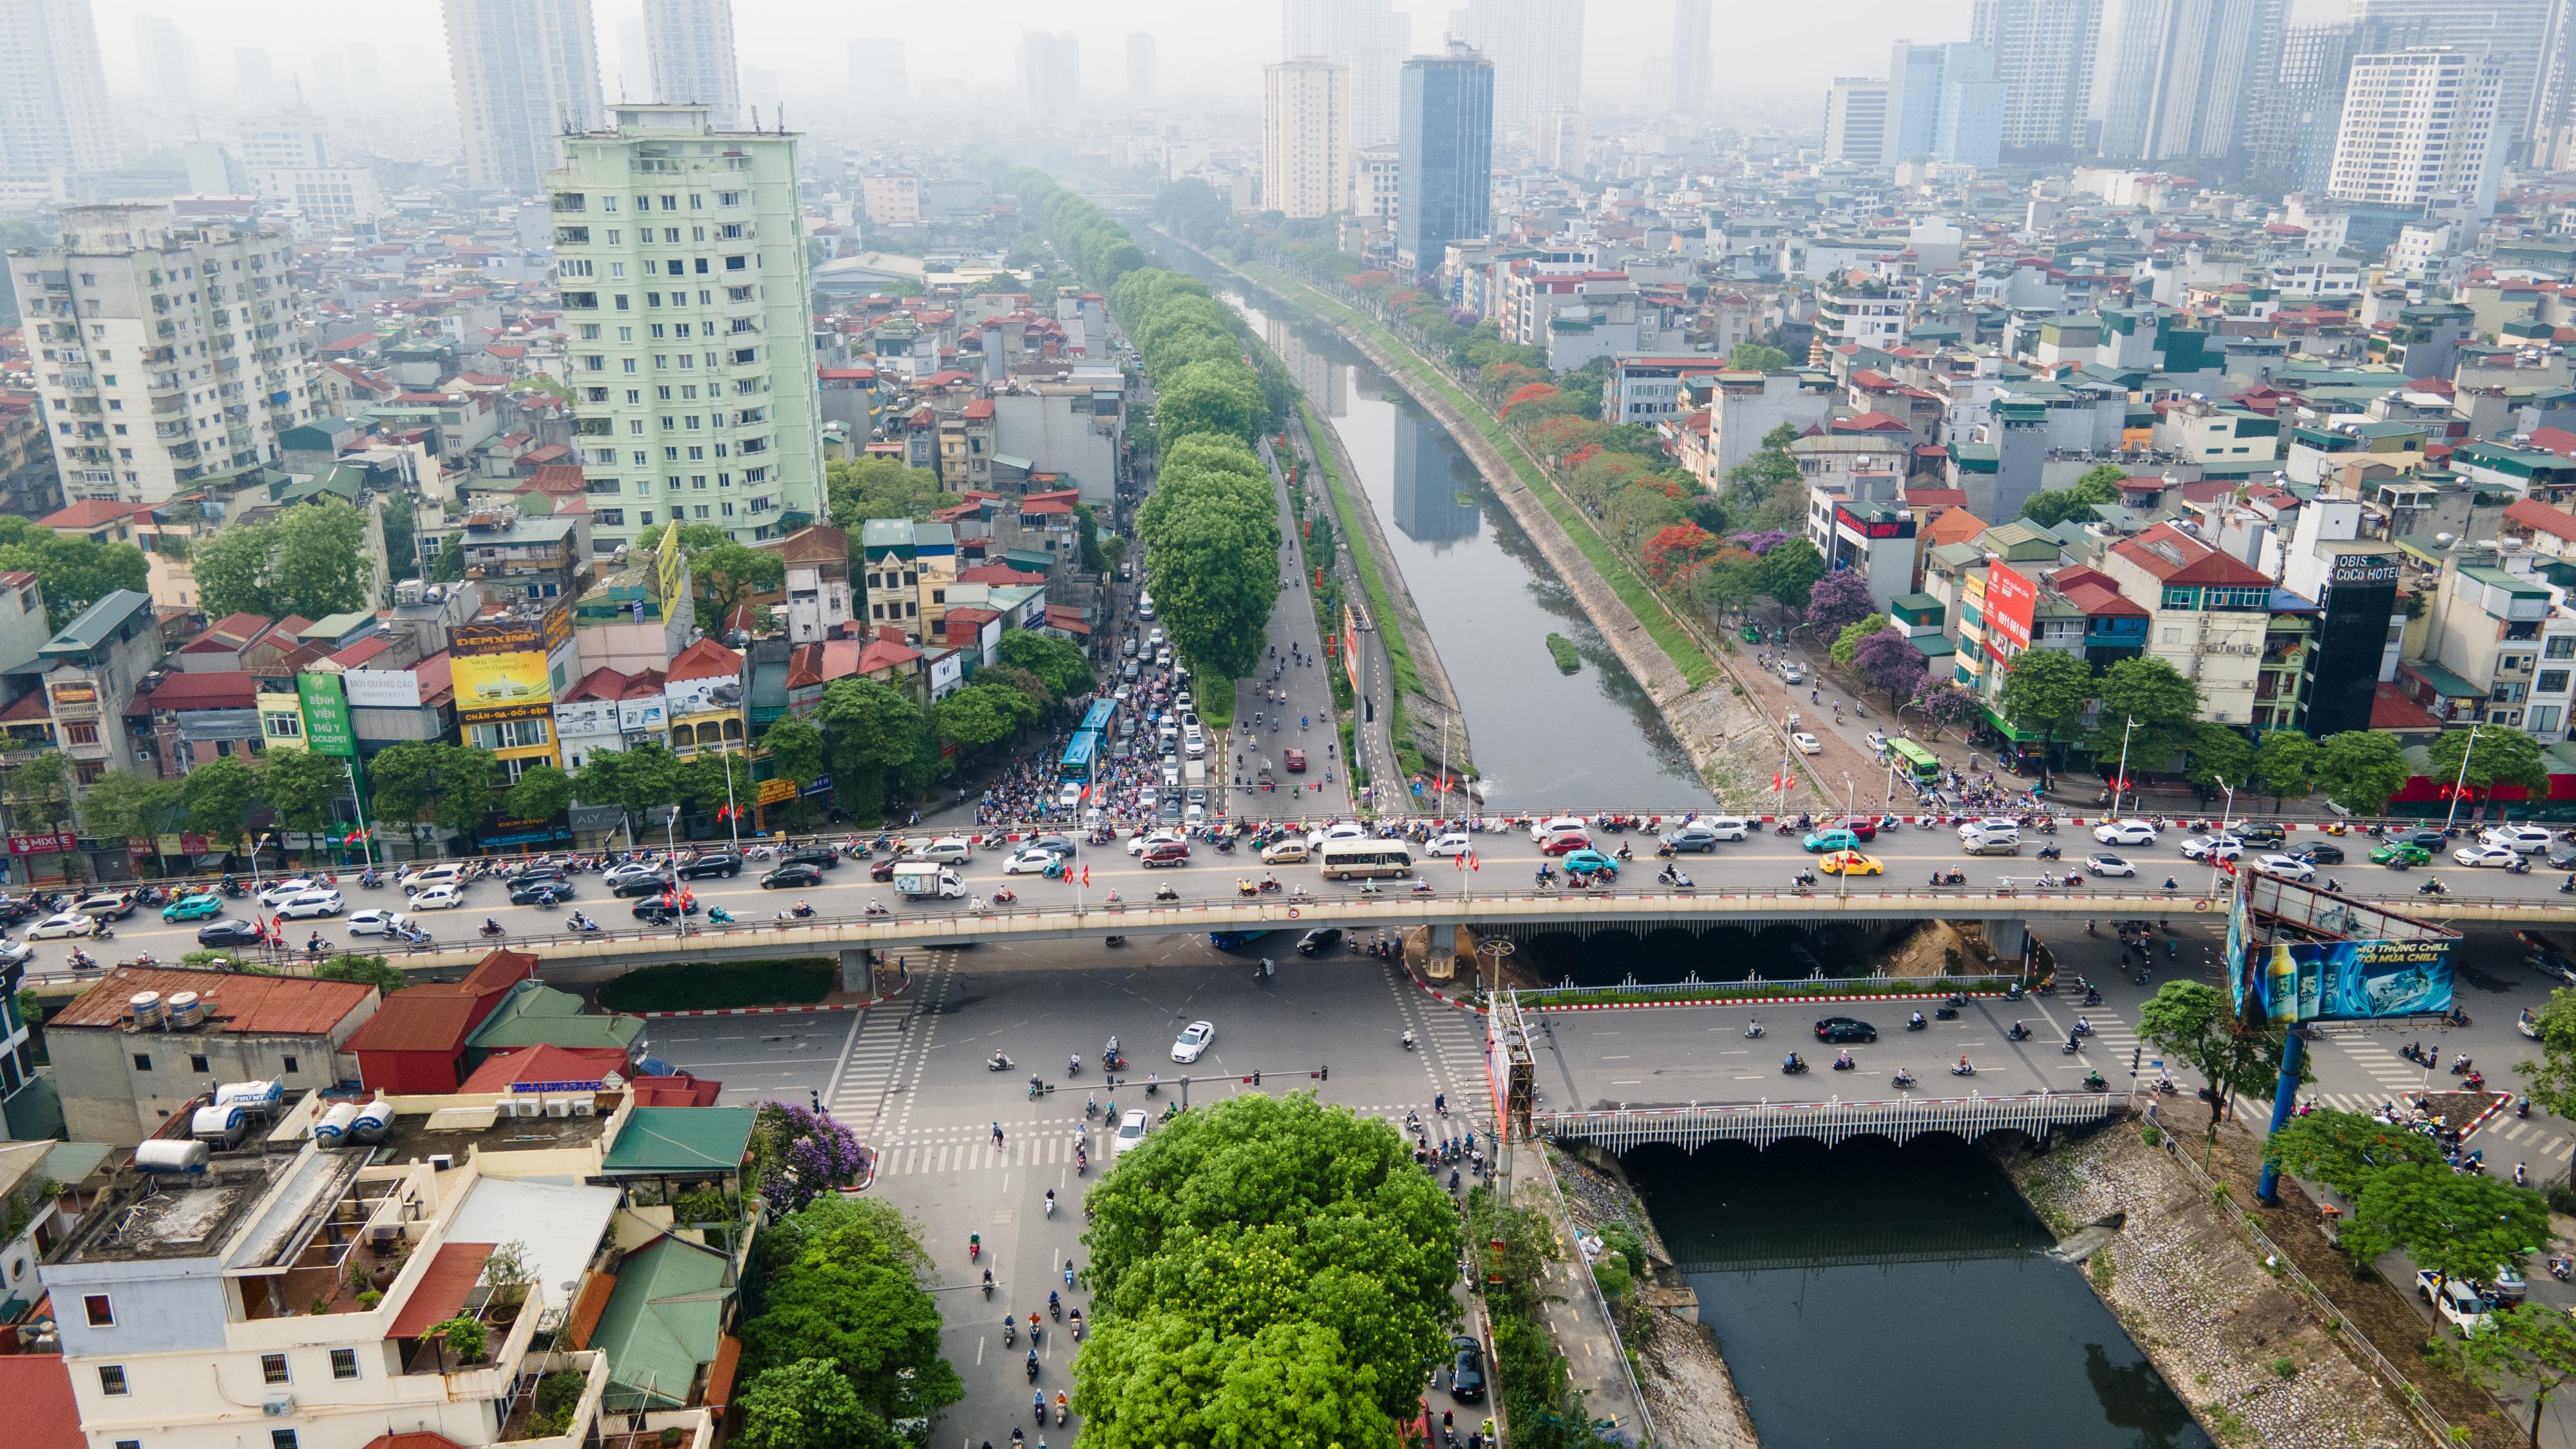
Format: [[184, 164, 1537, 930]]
[[638, 1014, 855, 1105]]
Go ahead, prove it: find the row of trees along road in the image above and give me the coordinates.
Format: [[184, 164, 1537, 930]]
[[1017, 172, 1287, 697], [1072, 1093, 1463, 1449]]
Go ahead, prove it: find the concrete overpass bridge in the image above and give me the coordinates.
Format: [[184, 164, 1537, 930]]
[[334, 885, 2566, 982], [1537, 1091, 2128, 1155]]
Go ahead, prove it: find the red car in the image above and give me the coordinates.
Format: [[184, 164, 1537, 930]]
[[1284, 748, 1307, 773], [1141, 841, 1190, 867], [1539, 833, 1593, 857], [1832, 817, 1879, 842]]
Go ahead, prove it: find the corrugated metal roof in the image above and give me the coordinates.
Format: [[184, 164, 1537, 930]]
[[53, 967, 374, 1036], [600, 1106, 755, 1175], [389, 1241, 493, 1340]]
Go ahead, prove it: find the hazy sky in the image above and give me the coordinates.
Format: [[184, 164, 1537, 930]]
[[88, 0, 2353, 110]]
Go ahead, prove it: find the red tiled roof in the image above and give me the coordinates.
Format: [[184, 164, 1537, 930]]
[[2111, 524, 2270, 587], [564, 1273, 616, 1350], [0, 690, 49, 722], [956, 564, 1045, 587], [344, 994, 482, 1056], [1925, 509, 1989, 547], [1830, 410, 1913, 434], [183, 613, 276, 652], [704, 1334, 743, 1409], [561, 666, 630, 703], [138, 671, 260, 711], [34, 500, 150, 529], [2527, 426, 2576, 458], [457, 1043, 630, 1094], [961, 399, 994, 420], [630, 1072, 723, 1106], [2506, 497, 2576, 543], [2371, 681, 2444, 732], [0, 1356, 81, 1449], [389, 1242, 493, 1340], [330, 636, 397, 668], [665, 638, 742, 681], [1045, 606, 1091, 634], [54, 967, 374, 1034]]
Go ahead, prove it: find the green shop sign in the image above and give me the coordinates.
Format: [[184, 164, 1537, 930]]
[[296, 672, 358, 757]]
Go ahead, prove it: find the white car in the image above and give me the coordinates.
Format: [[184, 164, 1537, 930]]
[[2092, 819, 2159, 847], [919, 837, 975, 865], [1309, 821, 1370, 851], [2453, 844, 2521, 869], [2418, 1271, 2496, 1337], [601, 862, 660, 887], [1057, 781, 1083, 809], [1138, 786, 1160, 810], [2253, 854, 2316, 883], [1958, 817, 2020, 839], [408, 883, 468, 911], [257, 876, 317, 907], [1529, 815, 1588, 845], [399, 862, 468, 890], [346, 909, 410, 937], [1791, 732, 1822, 755], [1864, 730, 1889, 753], [2085, 854, 2137, 877], [24, 913, 94, 940], [1779, 661, 1805, 685], [1425, 833, 1473, 858], [1002, 849, 1059, 876], [1128, 829, 1186, 857], [2179, 835, 2244, 862], [0, 938, 30, 967], [274, 889, 345, 921], [1171, 1019, 1216, 1063], [2483, 826, 2553, 854], [1112, 1107, 1150, 1161]]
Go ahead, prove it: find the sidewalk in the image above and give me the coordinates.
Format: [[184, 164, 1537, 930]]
[[1236, 438, 1354, 818], [1504, 1141, 1653, 1444], [1262, 435, 1399, 815]]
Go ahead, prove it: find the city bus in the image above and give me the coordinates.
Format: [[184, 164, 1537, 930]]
[[1886, 737, 1942, 786], [1318, 838, 1416, 880], [1080, 698, 1117, 737], [1059, 730, 1101, 784]]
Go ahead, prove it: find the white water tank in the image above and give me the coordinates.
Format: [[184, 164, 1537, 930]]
[[128, 992, 164, 1028], [191, 1103, 247, 1144], [214, 1080, 281, 1113], [315, 1102, 359, 1145], [135, 1139, 210, 1174], [164, 992, 206, 1030], [351, 1100, 395, 1144]]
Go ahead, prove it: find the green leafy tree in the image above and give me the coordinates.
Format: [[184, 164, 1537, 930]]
[[0, 516, 151, 629], [976, 663, 1054, 713], [1728, 341, 1793, 371], [734, 1358, 895, 1449], [1830, 613, 1887, 668], [367, 741, 444, 848], [178, 755, 257, 845], [2465, 1303, 2576, 1448], [2088, 656, 2202, 772], [2429, 726, 2552, 804], [679, 750, 755, 819], [1135, 433, 1281, 683], [824, 457, 947, 529], [1725, 422, 1803, 513], [193, 500, 377, 620], [2137, 980, 2296, 1142], [569, 743, 684, 840], [738, 1198, 961, 1424], [2183, 723, 2254, 795], [2250, 732, 2318, 807], [995, 631, 1094, 701], [2341, 1162, 2548, 1283], [814, 679, 932, 817], [1155, 359, 1269, 444], [760, 717, 826, 788], [2261, 1107, 2444, 1198], [691, 542, 786, 636], [504, 764, 574, 822], [2515, 988, 2576, 1187], [1996, 649, 2094, 763], [1074, 1314, 1401, 1449], [2018, 466, 2126, 529], [312, 954, 406, 992], [381, 491, 418, 582], [255, 748, 348, 856], [73, 770, 182, 851], [1754, 537, 1824, 612], [934, 681, 1038, 751], [2315, 730, 2411, 815], [430, 746, 498, 838]]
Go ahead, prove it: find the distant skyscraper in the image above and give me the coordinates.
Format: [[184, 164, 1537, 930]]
[[131, 14, 191, 108], [1671, 0, 1710, 117], [1397, 41, 1493, 276], [1884, 41, 1947, 160], [2329, 48, 2510, 216], [440, 0, 605, 191], [234, 47, 276, 105], [1022, 32, 1080, 120], [2245, 21, 2358, 191], [618, 17, 650, 100], [1127, 33, 1156, 106], [1932, 43, 2004, 169], [643, 0, 740, 126], [851, 37, 908, 102], [2092, 0, 2286, 164], [1823, 78, 1891, 169], [2347, 0, 2553, 160], [0, 0, 115, 176], [1967, 0, 2100, 153], [1445, 0, 1581, 136], [1283, 0, 1412, 147], [1265, 58, 1350, 218]]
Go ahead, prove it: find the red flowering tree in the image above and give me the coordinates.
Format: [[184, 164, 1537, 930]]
[[1531, 415, 1607, 460], [1483, 363, 1549, 398], [1501, 383, 1562, 419], [1642, 523, 1715, 583]]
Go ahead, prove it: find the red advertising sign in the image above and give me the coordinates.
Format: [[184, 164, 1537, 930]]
[[8, 831, 77, 855], [1985, 562, 2037, 653]]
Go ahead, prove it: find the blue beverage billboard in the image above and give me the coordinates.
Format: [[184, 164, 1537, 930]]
[[2242, 937, 2455, 1023]]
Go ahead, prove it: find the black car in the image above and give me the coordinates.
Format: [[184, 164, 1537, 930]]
[[2238, 822, 2287, 848], [509, 880, 576, 906], [1450, 1336, 1486, 1403], [508, 866, 567, 887], [0, 896, 37, 924], [780, 846, 839, 871], [2386, 827, 2447, 851], [1032, 835, 1079, 858], [1295, 927, 1344, 956], [612, 874, 677, 898], [2551, 842, 2576, 871], [2296, 842, 2346, 866], [677, 853, 743, 880], [632, 897, 701, 922], [197, 918, 265, 947], [1814, 1016, 1878, 1044], [762, 863, 825, 889]]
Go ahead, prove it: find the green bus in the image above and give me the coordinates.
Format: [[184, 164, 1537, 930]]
[[1886, 737, 1942, 786]]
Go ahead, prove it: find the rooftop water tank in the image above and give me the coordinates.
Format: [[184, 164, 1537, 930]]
[[164, 992, 206, 1030], [191, 1103, 247, 1144], [129, 992, 164, 1029], [315, 1101, 359, 1145], [350, 1099, 395, 1145], [135, 1139, 210, 1174], [214, 1079, 281, 1112]]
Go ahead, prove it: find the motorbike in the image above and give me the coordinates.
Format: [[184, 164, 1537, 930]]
[[1929, 869, 1966, 887], [988, 1052, 1015, 1072], [1934, 1005, 1960, 1021], [2007, 1023, 2031, 1041], [1781, 1057, 1810, 1075], [1950, 1062, 1978, 1077], [2083, 1072, 2109, 1092], [2036, 844, 2063, 861], [478, 920, 506, 937], [1891, 1070, 1917, 1089], [2418, 878, 2450, 896], [1831, 1054, 1855, 1071]]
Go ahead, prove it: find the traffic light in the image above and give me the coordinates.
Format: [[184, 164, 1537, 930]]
[[1253, 1070, 1262, 1086], [1318, 1065, 1327, 1081]]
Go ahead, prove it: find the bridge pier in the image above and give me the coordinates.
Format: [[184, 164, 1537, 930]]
[[1984, 918, 2031, 968], [840, 948, 875, 996]]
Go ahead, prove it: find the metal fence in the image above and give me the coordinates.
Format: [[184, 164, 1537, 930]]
[[1518, 972, 2022, 1005]]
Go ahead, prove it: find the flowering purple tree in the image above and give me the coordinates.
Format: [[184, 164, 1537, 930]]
[[1912, 682, 1981, 737], [753, 1102, 870, 1216], [1730, 529, 1790, 556], [1853, 629, 1928, 701], [1804, 568, 1876, 636]]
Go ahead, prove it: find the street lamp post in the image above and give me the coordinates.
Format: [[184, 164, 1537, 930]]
[[2110, 716, 2138, 818], [1839, 773, 1857, 898], [2213, 775, 2237, 896], [2438, 723, 2481, 838]]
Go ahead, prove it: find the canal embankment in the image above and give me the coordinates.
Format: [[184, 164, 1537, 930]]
[[2004, 1119, 2441, 1449], [1194, 243, 1815, 812]]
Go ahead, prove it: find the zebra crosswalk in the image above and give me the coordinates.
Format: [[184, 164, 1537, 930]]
[[824, 951, 958, 1133], [2312, 1032, 2432, 1097], [2288, 1091, 2573, 1160]]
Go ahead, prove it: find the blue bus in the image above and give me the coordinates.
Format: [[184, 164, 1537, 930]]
[[1059, 730, 1101, 784], [1081, 699, 1117, 737]]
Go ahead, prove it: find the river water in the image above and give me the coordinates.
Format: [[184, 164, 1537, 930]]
[[1150, 247, 1713, 810], [1629, 1137, 2211, 1449]]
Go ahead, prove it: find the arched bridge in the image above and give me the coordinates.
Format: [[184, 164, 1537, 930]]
[[1539, 1092, 2128, 1154]]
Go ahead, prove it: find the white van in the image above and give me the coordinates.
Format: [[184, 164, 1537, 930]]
[[1138, 592, 1157, 620]]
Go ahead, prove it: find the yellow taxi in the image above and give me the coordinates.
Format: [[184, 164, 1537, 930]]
[[1819, 850, 1883, 876]]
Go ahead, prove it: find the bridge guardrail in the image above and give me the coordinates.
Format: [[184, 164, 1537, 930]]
[[1522, 972, 2023, 1004]]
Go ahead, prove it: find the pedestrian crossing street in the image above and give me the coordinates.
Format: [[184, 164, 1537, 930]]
[[2315, 1032, 2433, 1097], [2018, 999, 2145, 1075], [824, 951, 960, 1133]]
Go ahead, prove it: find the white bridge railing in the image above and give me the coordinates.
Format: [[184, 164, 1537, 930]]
[[1537, 1091, 2127, 1152]]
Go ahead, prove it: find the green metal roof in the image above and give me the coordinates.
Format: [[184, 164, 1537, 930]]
[[600, 1106, 757, 1176], [39, 590, 152, 657], [2405, 661, 2486, 699], [589, 1234, 733, 1411], [463, 980, 643, 1064]]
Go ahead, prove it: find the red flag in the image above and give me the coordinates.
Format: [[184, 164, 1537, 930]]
[[1081, 864, 1091, 887], [1469, 851, 1479, 871]]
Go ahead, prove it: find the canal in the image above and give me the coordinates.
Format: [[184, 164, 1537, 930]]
[[1215, 279, 1714, 810], [1628, 1135, 2211, 1449]]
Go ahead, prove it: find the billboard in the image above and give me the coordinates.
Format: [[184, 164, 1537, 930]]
[[657, 522, 687, 625], [344, 668, 422, 709], [453, 653, 552, 714], [1985, 561, 2036, 652], [2241, 938, 2456, 1023], [297, 673, 357, 757], [453, 607, 572, 658]]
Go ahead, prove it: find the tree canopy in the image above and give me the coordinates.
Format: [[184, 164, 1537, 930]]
[[1995, 649, 2093, 757], [2315, 730, 2410, 815], [2088, 656, 2202, 772], [824, 457, 946, 529], [739, 1195, 960, 1430], [0, 515, 149, 629], [193, 499, 377, 621], [2429, 725, 2552, 799], [2136, 980, 2298, 1141]]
